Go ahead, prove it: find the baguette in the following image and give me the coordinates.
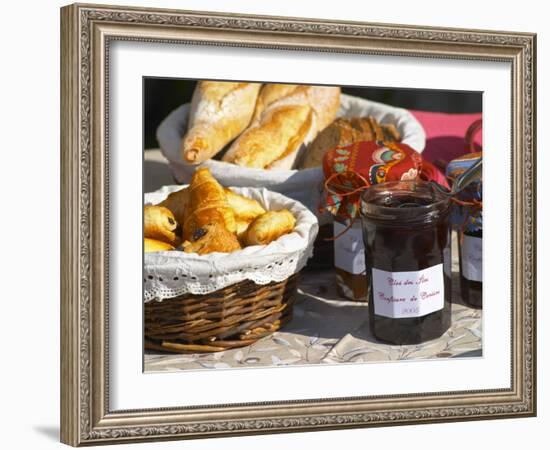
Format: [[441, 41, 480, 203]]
[[181, 81, 261, 164], [250, 84, 302, 121], [223, 84, 340, 170]]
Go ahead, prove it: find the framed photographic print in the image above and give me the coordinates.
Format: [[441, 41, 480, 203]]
[[60, 2, 536, 446]]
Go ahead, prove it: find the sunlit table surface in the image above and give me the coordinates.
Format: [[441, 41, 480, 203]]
[[143, 148, 482, 372], [144, 238, 481, 372]]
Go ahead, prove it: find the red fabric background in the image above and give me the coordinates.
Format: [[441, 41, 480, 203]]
[[410, 111, 482, 167]]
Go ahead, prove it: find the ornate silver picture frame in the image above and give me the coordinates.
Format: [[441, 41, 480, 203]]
[[60, 2, 536, 446]]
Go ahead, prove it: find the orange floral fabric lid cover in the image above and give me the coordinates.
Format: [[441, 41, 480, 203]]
[[322, 140, 422, 219]]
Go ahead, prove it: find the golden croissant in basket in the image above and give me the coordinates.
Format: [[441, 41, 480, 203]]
[[182, 167, 237, 240], [244, 210, 297, 246], [144, 168, 296, 254]]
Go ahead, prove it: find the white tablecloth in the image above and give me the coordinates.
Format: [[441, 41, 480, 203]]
[[145, 248, 481, 372]]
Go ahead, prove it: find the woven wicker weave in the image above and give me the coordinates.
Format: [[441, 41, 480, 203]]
[[145, 273, 299, 353]]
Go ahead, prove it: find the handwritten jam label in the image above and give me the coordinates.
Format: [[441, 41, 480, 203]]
[[334, 221, 366, 275], [372, 264, 445, 318], [461, 235, 482, 282]]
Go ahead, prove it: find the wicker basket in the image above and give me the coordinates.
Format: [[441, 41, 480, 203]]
[[145, 273, 299, 353]]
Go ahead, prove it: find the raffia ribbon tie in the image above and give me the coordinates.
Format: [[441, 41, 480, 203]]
[[319, 170, 372, 241]]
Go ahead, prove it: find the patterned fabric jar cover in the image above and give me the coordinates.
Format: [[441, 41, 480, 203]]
[[322, 140, 422, 220], [445, 151, 483, 232]]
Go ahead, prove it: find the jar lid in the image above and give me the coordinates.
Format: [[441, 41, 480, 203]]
[[322, 140, 422, 219]]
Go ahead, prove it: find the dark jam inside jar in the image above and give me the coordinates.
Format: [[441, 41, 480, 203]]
[[361, 181, 452, 345], [458, 229, 482, 308]]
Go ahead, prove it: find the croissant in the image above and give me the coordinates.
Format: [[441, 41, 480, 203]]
[[224, 188, 266, 221], [183, 167, 236, 240], [159, 187, 189, 228], [181, 81, 262, 164], [182, 223, 241, 255], [144, 205, 177, 244], [144, 238, 174, 253], [244, 210, 296, 246]]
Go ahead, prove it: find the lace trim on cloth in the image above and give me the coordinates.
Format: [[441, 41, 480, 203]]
[[144, 185, 319, 302]]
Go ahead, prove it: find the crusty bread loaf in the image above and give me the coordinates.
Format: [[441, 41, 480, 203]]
[[222, 84, 341, 170], [224, 104, 313, 169], [250, 84, 300, 121], [181, 81, 262, 164], [299, 116, 401, 169]]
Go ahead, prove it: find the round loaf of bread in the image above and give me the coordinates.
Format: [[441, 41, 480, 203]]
[[299, 116, 401, 169]]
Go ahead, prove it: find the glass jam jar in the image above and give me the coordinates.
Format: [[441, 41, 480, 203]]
[[334, 217, 368, 302], [456, 184, 482, 308], [360, 181, 452, 345], [446, 153, 483, 309], [458, 228, 482, 308]]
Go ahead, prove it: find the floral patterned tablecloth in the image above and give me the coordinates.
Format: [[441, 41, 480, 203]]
[[144, 238, 482, 372]]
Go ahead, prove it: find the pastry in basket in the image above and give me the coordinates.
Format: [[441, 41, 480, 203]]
[[224, 187, 267, 241], [144, 237, 174, 253], [244, 209, 297, 246], [222, 84, 341, 170], [145, 168, 298, 253], [181, 81, 262, 164], [183, 167, 237, 240], [181, 223, 241, 255], [159, 187, 189, 228], [299, 116, 402, 169], [235, 219, 252, 242], [224, 187, 266, 221], [143, 205, 178, 244]]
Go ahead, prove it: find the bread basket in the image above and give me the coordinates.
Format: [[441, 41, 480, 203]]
[[156, 94, 426, 222], [144, 185, 319, 353]]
